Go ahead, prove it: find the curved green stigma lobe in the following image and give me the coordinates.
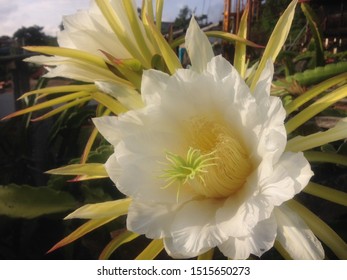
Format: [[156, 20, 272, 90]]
[[160, 147, 217, 192]]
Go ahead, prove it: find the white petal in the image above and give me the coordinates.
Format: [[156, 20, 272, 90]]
[[247, 214, 277, 257], [218, 215, 277, 259], [218, 237, 251, 260], [255, 97, 287, 163], [253, 60, 273, 100], [274, 205, 324, 259], [95, 81, 144, 109], [114, 133, 193, 204], [206, 55, 234, 80], [141, 69, 170, 105], [127, 200, 177, 239], [185, 16, 214, 73], [104, 153, 122, 186], [259, 151, 313, 207], [216, 192, 257, 238], [92, 116, 122, 146], [164, 200, 228, 258]]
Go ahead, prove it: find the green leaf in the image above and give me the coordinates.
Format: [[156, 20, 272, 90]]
[[0, 184, 78, 219]]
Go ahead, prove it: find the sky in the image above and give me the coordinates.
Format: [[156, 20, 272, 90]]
[[0, 0, 225, 37]]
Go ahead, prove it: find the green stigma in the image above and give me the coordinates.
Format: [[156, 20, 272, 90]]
[[160, 148, 217, 199]]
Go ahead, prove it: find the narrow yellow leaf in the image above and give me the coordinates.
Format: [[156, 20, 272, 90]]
[[156, 0, 164, 32], [47, 217, 115, 253], [304, 151, 347, 166], [90, 91, 128, 115], [303, 182, 347, 207], [65, 198, 131, 220], [286, 85, 347, 134], [2, 91, 90, 120], [171, 31, 264, 50], [286, 118, 347, 152], [95, 0, 150, 68], [19, 84, 97, 100], [285, 72, 347, 115], [31, 96, 92, 122], [250, 0, 298, 92], [234, 3, 249, 77], [146, 15, 182, 74], [99, 230, 140, 260], [24, 46, 107, 69], [197, 248, 214, 260], [122, 0, 153, 62], [46, 163, 108, 178], [135, 239, 164, 260], [287, 200, 347, 259]]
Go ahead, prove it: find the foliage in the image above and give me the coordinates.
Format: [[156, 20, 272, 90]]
[[13, 25, 57, 46], [173, 5, 192, 29]]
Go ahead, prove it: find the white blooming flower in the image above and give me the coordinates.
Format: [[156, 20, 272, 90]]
[[93, 17, 323, 259], [24, 0, 155, 83]]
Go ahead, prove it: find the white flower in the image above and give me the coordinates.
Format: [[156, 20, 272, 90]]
[[93, 18, 321, 259], [25, 0, 154, 83]]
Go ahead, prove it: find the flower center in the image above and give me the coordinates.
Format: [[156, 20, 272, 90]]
[[160, 116, 253, 200], [188, 116, 253, 198], [161, 117, 253, 198], [160, 147, 217, 190]]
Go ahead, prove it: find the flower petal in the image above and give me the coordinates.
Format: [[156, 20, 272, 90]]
[[93, 116, 122, 146], [141, 69, 170, 105], [164, 200, 228, 258], [274, 204, 324, 259], [218, 214, 277, 259], [259, 151, 313, 206], [185, 16, 214, 73], [127, 200, 177, 239], [95, 81, 144, 109], [253, 60, 273, 100]]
